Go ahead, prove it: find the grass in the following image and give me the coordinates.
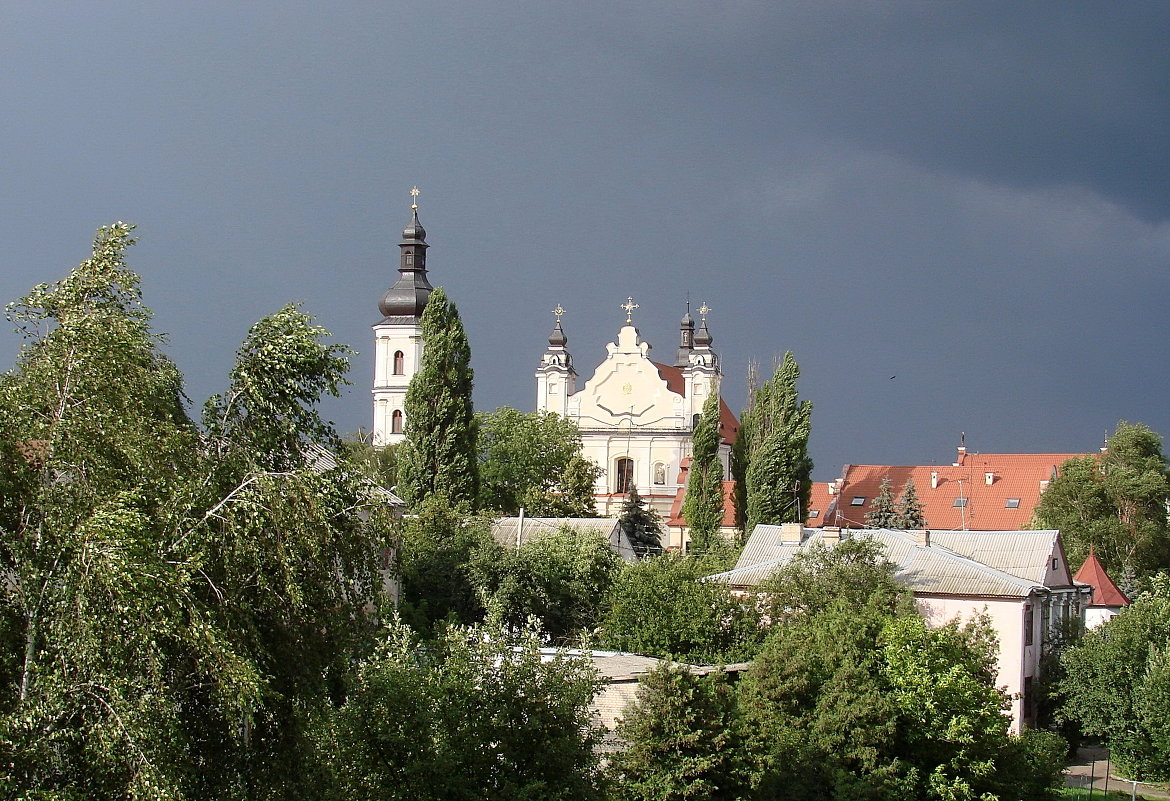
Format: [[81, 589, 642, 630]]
[[1058, 787, 1155, 800]]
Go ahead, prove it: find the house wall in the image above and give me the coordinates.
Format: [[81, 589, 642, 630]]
[[914, 595, 1036, 734]]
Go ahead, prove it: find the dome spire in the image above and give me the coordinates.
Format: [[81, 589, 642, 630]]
[[675, 298, 696, 367], [694, 302, 713, 347], [377, 187, 433, 320], [548, 303, 568, 347]]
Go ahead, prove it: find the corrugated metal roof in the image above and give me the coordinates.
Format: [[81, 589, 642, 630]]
[[490, 517, 637, 562], [711, 527, 1066, 599]]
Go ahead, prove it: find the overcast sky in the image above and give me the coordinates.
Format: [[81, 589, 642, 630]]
[[3, 2, 1168, 480]]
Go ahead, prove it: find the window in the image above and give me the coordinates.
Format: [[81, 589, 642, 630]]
[[391, 410, 403, 434], [692, 413, 701, 429], [393, 350, 405, 375], [850, 496, 866, 506], [615, 457, 634, 494], [953, 497, 967, 507], [1005, 498, 1021, 508], [808, 510, 820, 518], [1052, 558, 1058, 571], [405, 252, 414, 265], [1024, 605, 1034, 646]]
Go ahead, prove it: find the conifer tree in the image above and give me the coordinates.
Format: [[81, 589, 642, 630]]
[[620, 485, 663, 558], [744, 352, 813, 533], [683, 388, 724, 554], [397, 287, 478, 508], [896, 477, 927, 529], [865, 476, 900, 528]]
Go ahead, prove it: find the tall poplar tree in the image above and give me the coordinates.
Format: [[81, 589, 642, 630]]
[[397, 287, 478, 508], [744, 352, 812, 533], [683, 388, 724, 554]]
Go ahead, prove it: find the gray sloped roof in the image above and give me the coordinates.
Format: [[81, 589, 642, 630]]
[[491, 517, 637, 562], [712, 526, 1062, 599]]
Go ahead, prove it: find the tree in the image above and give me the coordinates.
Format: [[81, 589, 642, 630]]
[[619, 486, 663, 559], [599, 553, 763, 664], [339, 429, 398, 489], [607, 664, 752, 801], [1058, 575, 1170, 781], [477, 407, 599, 516], [1033, 422, 1170, 583], [864, 476, 899, 528], [895, 477, 926, 530], [0, 225, 394, 799], [397, 287, 478, 508], [744, 352, 813, 533], [683, 388, 725, 554], [320, 618, 604, 801], [469, 525, 623, 642]]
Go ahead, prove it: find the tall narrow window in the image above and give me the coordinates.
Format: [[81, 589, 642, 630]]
[[393, 350, 405, 375], [615, 457, 634, 494], [391, 410, 403, 434]]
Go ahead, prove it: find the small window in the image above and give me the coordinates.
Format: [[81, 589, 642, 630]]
[[808, 510, 820, 518], [1052, 558, 1058, 571], [1005, 498, 1021, 508], [850, 496, 866, 506], [692, 413, 701, 429], [391, 409, 403, 434], [953, 497, 967, 507], [405, 252, 414, 265], [393, 350, 405, 375]]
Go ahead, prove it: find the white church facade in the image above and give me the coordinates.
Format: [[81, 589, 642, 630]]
[[535, 299, 739, 533], [372, 199, 739, 547]]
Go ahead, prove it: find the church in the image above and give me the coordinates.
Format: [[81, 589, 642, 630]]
[[371, 198, 739, 541]]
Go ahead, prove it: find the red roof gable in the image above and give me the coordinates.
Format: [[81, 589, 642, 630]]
[[811, 449, 1092, 531], [667, 459, 737, 528], [651, 361, 739, 445], [1073, 548, 1130, 607]]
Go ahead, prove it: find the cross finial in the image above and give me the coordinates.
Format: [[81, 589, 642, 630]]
[[410, 186, 420, 210], [621, 296, 640, 324], [552, 303, 566, 322], [698, 302, 711, 322]]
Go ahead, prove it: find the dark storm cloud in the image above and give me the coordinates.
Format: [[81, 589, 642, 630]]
[[2, 2, 1168, 480]]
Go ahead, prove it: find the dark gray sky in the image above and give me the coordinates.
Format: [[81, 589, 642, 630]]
[[3, 2, 1168, 480]]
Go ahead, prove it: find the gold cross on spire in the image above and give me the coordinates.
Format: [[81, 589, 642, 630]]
[[698, 302, 711, 322], [410, 186, 420, 210], [552, 303, 566, 322], [621, 296, 639, 324]]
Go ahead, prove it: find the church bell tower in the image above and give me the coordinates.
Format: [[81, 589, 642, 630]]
[[372, 188, 433, 445]]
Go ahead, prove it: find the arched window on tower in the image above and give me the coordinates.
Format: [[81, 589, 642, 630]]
[[405, 252, 414, 266], [692, 413, 701, 430], [615, 457, 634, 495], [393, 351, 405, 375], [391, 410, 403, 434]]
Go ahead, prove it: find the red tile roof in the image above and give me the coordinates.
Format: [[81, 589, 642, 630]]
[[811, 448, 1092, 531], [806, 482, 833, 525], [652, 362, 739, 444], [1073, 547, 1130, 607]]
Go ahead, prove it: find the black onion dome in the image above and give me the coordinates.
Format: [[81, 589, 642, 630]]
[[548, 320, 568, 347], [378, 208, 433, 320], [401, 208, 426, 242], [681, 309, 695, 328], [695, 321, 713, 346]]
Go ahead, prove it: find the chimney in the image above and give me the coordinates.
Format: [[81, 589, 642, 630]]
[[985, 472, 995, 486], [953, 446, 967, 467], [915, 529, 931, 547], [930, 471, 939, 489], [1039, 480, 1049, 493], [821, 526, 841, 544], [780, 522, 804, 544]]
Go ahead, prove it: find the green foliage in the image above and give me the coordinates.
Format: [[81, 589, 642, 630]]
[[619, 486, 663, 559], [477, 407, 599, 516], [397, 287, 478, 509], [865, 476, 900, 528], [599, 553, 764, 664], [896, 478, 927, 530], [758, 536, 909, 621], [744, 352, 813, 533], [0, 225, 393, 799], [320, 618, 604, 801], [683, 389, 726, 554], [396, 495, 494, 633], [469, 525, 623, 642], [339, 430, 398, 489], [607, 664, 752, 801], [1058, 579, 1170, 781], [1033, 422, 1170, 583]]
